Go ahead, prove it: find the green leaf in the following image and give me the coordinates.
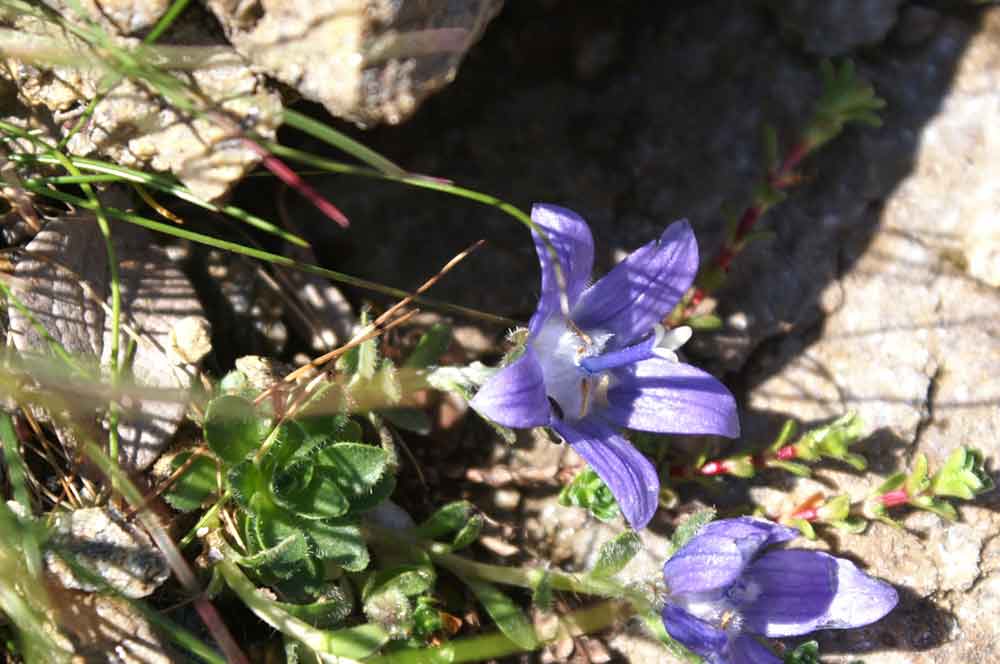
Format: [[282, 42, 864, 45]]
[[531, 571, 553, 611], [770, 419, 798, 450], [314, 443, 391, 508], [296, 414, 364, 445], [414, 501, 476, 540], [831, 516, 868, 534], [558, 468, 621, 523], [905, 453, 930, 497], [319, 623, 391, 660], [278, 467, 351, 520], [380, 408, 433, 436], [686, 314, 723, 331], [667, 509, 716, 557], [931, 447, 993, 500], [464, 579, 537, 650], [911, 495, 958, 521], [364, 565, 436, 600], [248, 509, 312, 579], [204, 395, 260, 464], [590, 531, 642, 578], [875, 472, 906, 496], [273, 588, 353, 628], [785, 640, 821, 664], [232, 534, 305, 571], [301, 517, 370, 572], [163, 452, 219, 512], [768, 460, 812, 477], [229, 460, 266, 510], [792, 519, 817, 540], [404, 323, 453, 368]]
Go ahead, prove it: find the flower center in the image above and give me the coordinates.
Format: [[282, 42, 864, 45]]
[[672, 592, 745, 636], [532, 317, 612, 421]]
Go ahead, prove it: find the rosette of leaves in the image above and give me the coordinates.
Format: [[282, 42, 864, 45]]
[[167, 395, 396, 598]]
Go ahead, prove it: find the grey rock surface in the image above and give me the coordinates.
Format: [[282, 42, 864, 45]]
[[54, 591, 180, 663], [205, 0, 504, 127], [767, 0, 906, 56], [45, 507, 169, 598], [8, 215, 209, 470]]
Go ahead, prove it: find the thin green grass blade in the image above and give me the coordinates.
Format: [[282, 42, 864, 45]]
[[281, 109, 406, 176], [18, 181, 514, 325]]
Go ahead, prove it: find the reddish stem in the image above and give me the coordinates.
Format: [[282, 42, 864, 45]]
[[790, 507, 819, 522], [684, 139, 813, 313], [775, 445, 798, 461], [879, 488, 911, 508], [243, 139, 351, 228]]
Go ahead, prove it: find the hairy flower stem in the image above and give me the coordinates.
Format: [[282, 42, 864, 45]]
[[429, 547, 645, 605], [215, 548, 387, 664], [364, 600, 634, 664]]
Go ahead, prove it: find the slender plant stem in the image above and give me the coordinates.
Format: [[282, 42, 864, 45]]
[[364, 600, 634, 664]]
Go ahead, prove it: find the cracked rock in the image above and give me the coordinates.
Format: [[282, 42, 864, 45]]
[[204, 0, 503, 127], [8, 215, 209, 470], [45, 507, 169, 598]]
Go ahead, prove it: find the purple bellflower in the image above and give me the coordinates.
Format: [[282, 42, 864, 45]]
[[470, 204, 740, 530], [661, 517, 899, 663]]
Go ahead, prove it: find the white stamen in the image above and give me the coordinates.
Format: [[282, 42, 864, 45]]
[[652, 324, 692, 361]]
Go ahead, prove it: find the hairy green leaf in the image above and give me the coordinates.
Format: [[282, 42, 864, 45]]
[[204, 395, 260, 464]]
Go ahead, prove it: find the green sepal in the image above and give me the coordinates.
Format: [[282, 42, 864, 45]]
[[450, 514, 483, 551], [792, 412, 866, 469], [667, 509, 716, 558], [163, 452, 219, 512], [590, 531, 642, 578], [403, 323, 452, 368], [204, 395, 260, 464]]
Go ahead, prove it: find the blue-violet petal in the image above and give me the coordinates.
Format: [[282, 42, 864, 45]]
[[469, 347, 551, 428], [550, 416, 659, 530], [604, 357, 740, 437], [572, 219, 698, 346], [528, 204, 595, 335]]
